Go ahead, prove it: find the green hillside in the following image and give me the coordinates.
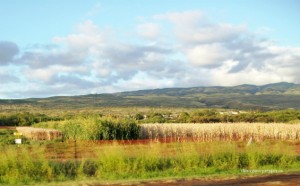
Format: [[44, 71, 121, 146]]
[[1, 82, 300, 110]]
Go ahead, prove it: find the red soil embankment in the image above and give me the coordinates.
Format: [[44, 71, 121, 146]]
[[0, 126, 16, 130]]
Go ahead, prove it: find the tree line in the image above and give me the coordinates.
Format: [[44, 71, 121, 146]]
[[1, 109, 300, 127], [135, 109, 300, 124]]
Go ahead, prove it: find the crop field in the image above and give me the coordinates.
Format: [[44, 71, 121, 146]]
[[16, 127, 62, 140], [140, 123, 300, 141], [1, 110, 300, 185]]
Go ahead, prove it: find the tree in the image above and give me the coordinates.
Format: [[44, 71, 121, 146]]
[[178, 112, 190, 123]]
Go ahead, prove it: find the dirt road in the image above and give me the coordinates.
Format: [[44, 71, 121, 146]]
[[93, 173, 300, 186]]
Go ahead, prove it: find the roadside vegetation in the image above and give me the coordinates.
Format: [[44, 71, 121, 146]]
[[0, 141, 299, 185]]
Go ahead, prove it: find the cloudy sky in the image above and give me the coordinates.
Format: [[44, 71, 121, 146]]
[[0, 0, 299, 98]]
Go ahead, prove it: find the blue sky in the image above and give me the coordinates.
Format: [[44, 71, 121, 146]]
[[0, 0, 299, 98]]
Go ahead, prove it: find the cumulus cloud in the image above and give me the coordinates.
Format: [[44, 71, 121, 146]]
[[156, 11, 300, 86], [0, 41, 19, 65], [0, 74, 19, 84], [1, 11, 300, 98], [100, 44, 174, 80], [184, 44, 231, 67], [137, 23, 160, 40], [155, 10, 205, 28]]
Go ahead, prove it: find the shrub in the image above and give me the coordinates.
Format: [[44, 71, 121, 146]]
[[82, 160, 98, 176], [56, 118, 141, 141], [49, 161, 79, 179]]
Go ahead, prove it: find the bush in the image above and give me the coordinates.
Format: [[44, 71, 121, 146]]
[[59, 118, 141, 141], [82, 160, 98, 176], [97, 120, 140, 140], [49, 161, 79, 179]]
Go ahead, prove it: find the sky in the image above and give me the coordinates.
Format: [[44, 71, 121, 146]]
[[0, 0, 300, 98]]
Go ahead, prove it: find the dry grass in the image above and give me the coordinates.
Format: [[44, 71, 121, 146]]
[[16, 127, 62, 140], [140, 123, 300, 142]]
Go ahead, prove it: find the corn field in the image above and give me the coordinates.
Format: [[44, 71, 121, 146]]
[[16, 127, 62, 140], [140, 123, 300, 141]]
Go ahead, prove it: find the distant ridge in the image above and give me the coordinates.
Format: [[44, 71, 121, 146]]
[[116, 82, 300, 96], [1, 82, 300, 110]]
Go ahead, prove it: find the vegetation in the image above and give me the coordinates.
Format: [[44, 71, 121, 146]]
[[0, 112, 62, 126], [34, 117, 140, 141], [1, 108, 300, 127], [16, 127, 62, 140], [1, 82, 300, 110], [0, 141, 298, 185], [0, 98, 300, 185], [0, 129, 15, 144], [140, 123, 300, 141]]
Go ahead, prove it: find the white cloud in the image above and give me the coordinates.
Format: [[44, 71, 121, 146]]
[[137, 23, 160, 40], [155, 10, 204, 27], [186, 23, 246, 44], [0, 41, 19, 65], [184, 44, 230, 67], [53, 20, 107, 52], [1, 10, 300, 98]]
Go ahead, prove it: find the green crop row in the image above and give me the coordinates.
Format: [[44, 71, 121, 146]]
[[34, 117, 140, 140]]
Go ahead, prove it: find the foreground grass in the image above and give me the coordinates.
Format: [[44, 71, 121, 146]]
[[0, 140, 299, 185]]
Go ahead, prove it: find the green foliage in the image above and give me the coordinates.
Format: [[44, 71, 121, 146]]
[[81, 160, 98, 176], [0, 141, 299, 185], [0, 129, 15, 144], [62, 122, 83, 140], [96, 119, 140, 140], [0, 112, 62, 126], [42, 117, 141, 141], [142, 112, 167, 123], [134, 113, 144, 120], [178, 112, 190, 123], [0, 146, 51, 185], [49, 161, 79, 179], [2, 108, 300, 129]]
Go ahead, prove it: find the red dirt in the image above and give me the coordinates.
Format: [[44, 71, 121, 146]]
[[71, 137, 250, 145], [295, 143, 300, 155], [0, 126, 16, 130], [91, 173, 300, 186], [43, 138, 300, 160]]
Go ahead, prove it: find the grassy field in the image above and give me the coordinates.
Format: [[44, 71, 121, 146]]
[[0, 139, 299, 185]]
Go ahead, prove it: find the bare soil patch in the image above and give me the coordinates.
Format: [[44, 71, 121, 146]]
[[0, 126, 16, 130], [91, 173, 300, 186]]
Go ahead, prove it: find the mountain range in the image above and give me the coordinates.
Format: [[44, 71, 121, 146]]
[[1, 82, 300, 110]]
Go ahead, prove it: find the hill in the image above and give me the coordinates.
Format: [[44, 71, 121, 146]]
[[1, 82, 300, 110]]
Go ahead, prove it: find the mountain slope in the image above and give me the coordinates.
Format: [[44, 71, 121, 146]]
[[1, 82, 300, 110]]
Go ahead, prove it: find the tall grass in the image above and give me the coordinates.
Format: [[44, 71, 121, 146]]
[[34, 117, 140, 141], [0, 141, 299, 185], [140, 123, 300, 141], [0, 146, 51, 185], [0, 129, 15, 144]]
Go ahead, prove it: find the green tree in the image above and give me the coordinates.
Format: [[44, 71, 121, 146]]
[[178, 112, 190, 123]]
